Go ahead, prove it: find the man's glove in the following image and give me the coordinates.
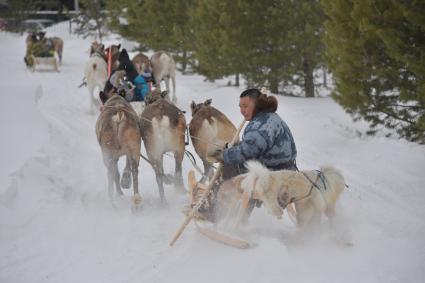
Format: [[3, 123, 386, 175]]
[[207, 148, 224, 163]]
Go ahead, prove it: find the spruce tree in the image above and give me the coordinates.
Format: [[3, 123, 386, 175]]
[[73, 0, 107, 41], [4, 0, 43, 33], [190, 0, 235, 81], [107, 0, 194, 71], [322, 0, 425, 143]]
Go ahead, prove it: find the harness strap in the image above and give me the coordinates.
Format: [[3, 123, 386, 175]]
[[93, 50, 106, 61], [315, 170, 328, 191], [292, 171, 323, 203]]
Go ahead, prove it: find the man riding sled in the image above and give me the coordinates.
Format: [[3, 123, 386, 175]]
[[193, 88, 298, 222], [24, 32, 55, 67]]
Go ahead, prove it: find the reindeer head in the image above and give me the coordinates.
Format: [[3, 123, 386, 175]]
[[190, 99, 212, 116], [105, 43, 121, 61], [144, 89, 168, 105], [90, 41, 102, 55]]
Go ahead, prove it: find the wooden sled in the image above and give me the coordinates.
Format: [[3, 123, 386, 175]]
[[186, 167, 298, 249], [31, 51, 60, 72], [170, 120, 296, 249], [188, 169, 253, 249]]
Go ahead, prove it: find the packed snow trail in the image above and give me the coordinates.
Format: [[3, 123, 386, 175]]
[[0, 23, 424, 283]]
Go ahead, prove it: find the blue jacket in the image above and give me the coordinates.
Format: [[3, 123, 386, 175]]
[[133, 75, 149, 101], [223, 112, 297, 169]]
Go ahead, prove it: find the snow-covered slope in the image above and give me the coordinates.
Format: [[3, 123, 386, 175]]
[[0, 22, 424, 283]]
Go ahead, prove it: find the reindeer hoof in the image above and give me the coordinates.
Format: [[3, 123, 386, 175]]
[[133, 194, 142, 205], [163, 174, 174, 185], [121, 171, 132, 189]]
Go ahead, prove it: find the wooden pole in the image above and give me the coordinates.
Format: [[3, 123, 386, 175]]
[[107, 46, 112, 78], [169, 119, 246, 246]]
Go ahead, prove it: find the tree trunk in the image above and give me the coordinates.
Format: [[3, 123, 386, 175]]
[[268, 64, 280, 93], [303, 56, 314, 97], [323, 67, 327, 88], [97, 23, 102, 41], [181, 50, 187, 73], [235, 73, 240, 87]]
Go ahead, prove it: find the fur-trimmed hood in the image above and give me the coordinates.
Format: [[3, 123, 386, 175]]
[[255, 93, 278, 114]]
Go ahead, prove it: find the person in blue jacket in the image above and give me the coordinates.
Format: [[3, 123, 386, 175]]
[[202, 88, 298, 221], [211, 88, 297, 173], [117, 49, 151, 102]]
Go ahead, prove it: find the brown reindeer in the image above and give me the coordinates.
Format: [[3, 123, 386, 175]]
[[140, 90, 186, 203], [150, 51, 176, 103], [105, 44, 121, 72], [51, 36, 63, 63], [95, 95, 142, 207], [132, 52, 152, 75], [189, 99, 237, 181]]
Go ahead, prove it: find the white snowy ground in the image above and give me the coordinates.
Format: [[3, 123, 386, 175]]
[[1, 22, 424, 283]]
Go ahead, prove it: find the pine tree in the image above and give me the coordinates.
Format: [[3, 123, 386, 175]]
[[322, 0, 425, 143], [190, 0, 233, 81], [4, 0, 43, 33], [287, 0, 325, 97], [191, 0, 293, 90], [107, 0, 194, 71], [241, 1, 297, 93], [73, 0, 108, 41]]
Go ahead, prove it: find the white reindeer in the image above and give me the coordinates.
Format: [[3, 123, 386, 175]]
[[150, 51, 177, 103], [84, 44, 108, 114]]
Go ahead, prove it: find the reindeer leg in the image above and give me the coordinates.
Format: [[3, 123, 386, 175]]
[[106, 164, 115, 202], [121, 157, 132, 189], [171, 75, 176, 103], [104, 155, 118, 201], [200, 159, 212, 183], [113, 160, 123, 197], [165, 77, 172, 102], [153, 157, 166, 204], [131, 157, 141, 207], [88, 86, 95, 114], [174, 150, 185, 193], [295, 202, 316, 233]]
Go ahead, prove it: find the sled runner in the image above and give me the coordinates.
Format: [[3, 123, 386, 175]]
[[170, 120, 258, 248], [170, 117, 298, 249], [186, 168, 297, 248], [30, 51, 60, 72]]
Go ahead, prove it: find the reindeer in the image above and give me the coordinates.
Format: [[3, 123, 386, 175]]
[[132, 52, 152, 75], [84, 44, 108, 114], [95, 94, 142, 207], [90, 41, 102, 56], [51, 36, 63, 64], [140, 90, 186, 203], [150, 51, 176, 103], [105, 44, 121, 72], [189, 99, 237, 181]]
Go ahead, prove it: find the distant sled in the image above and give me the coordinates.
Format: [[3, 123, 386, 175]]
[[30, 51, 60, 72]]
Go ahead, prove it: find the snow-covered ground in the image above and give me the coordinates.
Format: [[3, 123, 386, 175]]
[[1, 22, 424, 283]]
